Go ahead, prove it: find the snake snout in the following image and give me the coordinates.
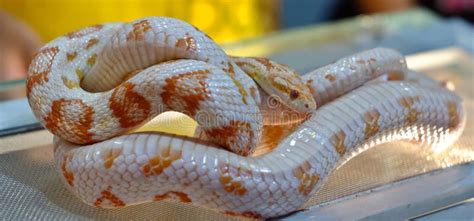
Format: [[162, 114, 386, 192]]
[[290, 92, 317, 113], [305, 98, 317, 110]]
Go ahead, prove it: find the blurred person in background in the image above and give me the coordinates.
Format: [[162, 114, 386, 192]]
[[0, 9, 42, 82]]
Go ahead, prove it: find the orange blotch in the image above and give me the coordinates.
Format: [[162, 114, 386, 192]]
[[331, 131, 346, 156], [103, 148, 122, 169], [85, 38, 99, 49], [142, 147, 182, 177], [253, 57, 274, 71], [109, 82, 151, 128], [160, 70, 210, 117], [406, 109, 420, 124], [368, 58, 377, 64], [223, 61, 235, 77], [294, 161, 319, 196], [61, 154, 74, 186], [44, 99, 94, 144], [400, 96, 417, 107], [205, 120, 254, 156], [26, 47, 59, 98], [223, 62, 248, 104], [325, 74, 336, 82], [94, 187, 126, 207], [306, 79, 317, 95], [87, 54, 97, 66], [61, 76, 79, 89], [175, 34, 197, 52], [234, 61, 257, 72], [234, 60, 260, 81], [218, 164, 249, 196], [66, 51, 78, 61], [154, 191, 192, 203], [364, 109, 381, 140], [356, 60, 366, 64], [65, 25, 103, 39], [387, 71, 405, 81], [400, 96, 421, 125], [254, 124, 300, 156], [224, 211, 239, 216], [447, 101, 460, 130], [249, 86, 257, 101], [232, 78, 248, 105], [126, 20, 151, 41]]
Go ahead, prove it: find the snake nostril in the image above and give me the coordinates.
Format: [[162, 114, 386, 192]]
[[305, 103, 309, 109]]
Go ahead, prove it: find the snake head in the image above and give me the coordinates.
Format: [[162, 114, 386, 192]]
[[234, 57, 317, 113], [265, 64, 317, 113]]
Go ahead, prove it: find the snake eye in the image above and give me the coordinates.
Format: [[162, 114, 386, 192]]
[[290, 90, 299, 100]]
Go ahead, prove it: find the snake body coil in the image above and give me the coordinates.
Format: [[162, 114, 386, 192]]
[[27, 17, 465, 218]]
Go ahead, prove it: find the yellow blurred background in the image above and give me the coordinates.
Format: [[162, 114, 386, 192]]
[[0, 0, 279, 44], [1, 0, 457, 86]]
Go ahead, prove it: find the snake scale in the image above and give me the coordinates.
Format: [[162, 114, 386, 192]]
[[26, 17, 465, 219]]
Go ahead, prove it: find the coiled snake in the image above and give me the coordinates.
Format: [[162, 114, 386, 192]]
[[26, 17, 465, 219]]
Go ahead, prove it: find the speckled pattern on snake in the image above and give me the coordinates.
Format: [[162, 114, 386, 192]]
[[26, 17, 465, 219]]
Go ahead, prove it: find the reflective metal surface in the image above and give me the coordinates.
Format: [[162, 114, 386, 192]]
[[284, 163, 474, 221], [413, 198, 474, 221], [0, 98, 41, 137]]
